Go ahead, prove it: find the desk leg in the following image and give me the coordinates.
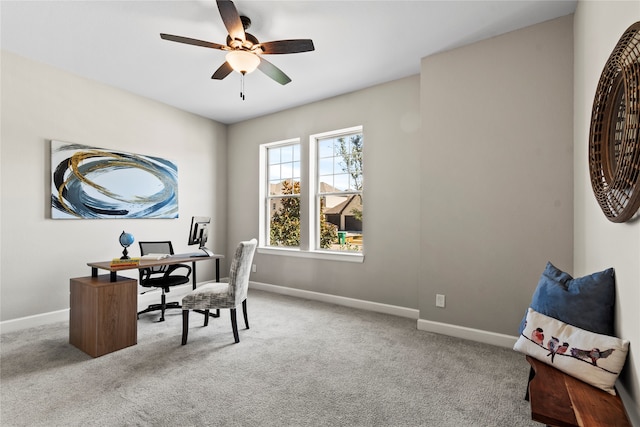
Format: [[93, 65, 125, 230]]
[[191, 261, 197, 290], [214, 259, 220, 317]]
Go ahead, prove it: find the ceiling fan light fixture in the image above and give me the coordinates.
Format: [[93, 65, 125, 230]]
[[226, 50, 260, 74]]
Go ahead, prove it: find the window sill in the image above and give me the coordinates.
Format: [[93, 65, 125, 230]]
[[257, 247, 364, 263]]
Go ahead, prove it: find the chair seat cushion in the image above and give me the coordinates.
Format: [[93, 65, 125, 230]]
[[142, 275, 190, 289], [182, 281, 237, 310]]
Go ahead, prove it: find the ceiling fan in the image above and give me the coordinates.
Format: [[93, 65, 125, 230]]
[[160, 0, 315, 99]]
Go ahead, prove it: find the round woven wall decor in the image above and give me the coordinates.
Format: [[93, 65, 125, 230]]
[[589, 22, 640, 223]]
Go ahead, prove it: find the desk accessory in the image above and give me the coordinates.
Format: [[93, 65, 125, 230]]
[[119, 231, 135, 259]]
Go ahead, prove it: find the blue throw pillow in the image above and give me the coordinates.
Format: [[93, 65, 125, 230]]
[[518, 262, 615, 336]]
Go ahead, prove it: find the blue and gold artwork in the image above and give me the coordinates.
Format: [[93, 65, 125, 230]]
[[51, 141, 179, 219]]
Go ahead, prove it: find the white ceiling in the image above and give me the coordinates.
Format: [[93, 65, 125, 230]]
[[1, 0, 576, 124]]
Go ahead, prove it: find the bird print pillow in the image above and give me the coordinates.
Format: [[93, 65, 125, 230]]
[[514, 308, 629, 395]]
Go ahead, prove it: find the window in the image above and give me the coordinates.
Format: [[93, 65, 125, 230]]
[[264, 140, 301, 248], [314, 128, 363, 253], [259, 127, 363, 261]]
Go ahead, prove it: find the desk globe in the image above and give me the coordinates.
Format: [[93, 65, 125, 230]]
[[119, 231, 135, 259]]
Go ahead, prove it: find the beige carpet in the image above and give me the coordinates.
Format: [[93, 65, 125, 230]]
[[0, 289, 537, 426]]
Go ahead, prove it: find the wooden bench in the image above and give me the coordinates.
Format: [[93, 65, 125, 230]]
[[525, 356, 631, 427]]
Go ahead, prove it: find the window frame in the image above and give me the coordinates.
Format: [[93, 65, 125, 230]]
[[258, 127, 364, 263], [259, 138, 301, 249], [309, 126, 364, 254]]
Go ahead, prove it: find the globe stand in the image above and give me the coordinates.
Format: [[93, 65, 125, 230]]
[[120, 247, 130, 260]]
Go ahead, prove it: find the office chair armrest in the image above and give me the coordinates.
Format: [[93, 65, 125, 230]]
[[163, 263, 192, 279]]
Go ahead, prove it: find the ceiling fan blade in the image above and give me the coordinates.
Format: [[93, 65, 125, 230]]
[[216, 0, 245, 42], [258, 57, 291, 85], [212, 62, 233, 80], [160, 33, 227, 50], [260, 39, 315, 55]]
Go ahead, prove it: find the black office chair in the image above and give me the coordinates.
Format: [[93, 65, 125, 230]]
[[137, 241, 192, 322]]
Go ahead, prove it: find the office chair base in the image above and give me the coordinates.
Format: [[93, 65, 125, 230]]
[[137, 301, 182, 322]]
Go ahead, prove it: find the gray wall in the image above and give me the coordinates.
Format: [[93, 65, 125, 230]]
[[227, 76, 422, 309], [0, 51, 228, 321], [419, 16, 574, 336], [574, 0, 640, 416]]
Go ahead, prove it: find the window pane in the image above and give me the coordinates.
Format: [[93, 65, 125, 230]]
[[281, 163, 293, 180], [293, 144, 301, 161], [319, 175, 333, 191], [292, 161, 301, 179], [281, 145, 293, 163], [270, 179, 300, 195], [269, 195, 300, 247], [318, 195, 362, 252], [318, 139, 334, 158], [334, 174, 350, 191], [269, 180, 281, 196], [319, 158, 333, 176], [269, 164, 280, 181], [268, 147, 280, 165]]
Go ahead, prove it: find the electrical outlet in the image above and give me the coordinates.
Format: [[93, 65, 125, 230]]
[[252, 264, 257, 273], [436, 294, 445, 308]]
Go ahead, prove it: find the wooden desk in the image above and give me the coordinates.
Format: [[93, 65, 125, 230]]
[[71, 254, 224, 357], [87, 253, 224, 289]]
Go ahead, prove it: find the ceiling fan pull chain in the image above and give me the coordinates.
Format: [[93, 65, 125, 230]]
[[240, 71, 246, 100]]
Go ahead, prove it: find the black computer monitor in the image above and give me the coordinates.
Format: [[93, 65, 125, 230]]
[[188, 216, 213, 257]]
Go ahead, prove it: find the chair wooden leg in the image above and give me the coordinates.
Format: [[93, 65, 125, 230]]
[[242, 299, 249, 329], [204, 309, 210, 327], [230, 308, 239, 343], [181, 310, 189, 345]]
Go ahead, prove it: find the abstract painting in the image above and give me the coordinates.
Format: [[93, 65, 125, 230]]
[[51, 141, 179, 219]]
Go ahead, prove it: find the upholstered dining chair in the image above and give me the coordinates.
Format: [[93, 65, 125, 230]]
[[181, 238, 257, 345], [138, 241, 191, 322]]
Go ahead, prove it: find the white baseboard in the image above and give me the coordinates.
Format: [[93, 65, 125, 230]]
[[616, 381, 640, 426], [0, 309, 70, 334], [417, 318, 518, 349], [249, 281, 419, 319]]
